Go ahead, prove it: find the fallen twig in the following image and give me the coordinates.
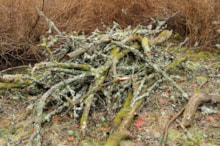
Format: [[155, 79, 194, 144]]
[[161, 106, 185, 146]]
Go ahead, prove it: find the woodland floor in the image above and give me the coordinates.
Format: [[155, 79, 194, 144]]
[[0, 49, 220, 146], [0, 1, 219, 145]]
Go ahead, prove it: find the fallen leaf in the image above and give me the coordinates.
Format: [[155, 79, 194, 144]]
[[163, 92, 170, 96], [27, 96, 33, 100], [192, 83, 198, 87], [205, 115, 215, 122], [47, 109, 53, 113], [30, 128, 35, 134], [101, 127, 109, 131], [53, 115, 59, 122], [158, 98, 170, 105], [146, 52, 151, 56], [67, 136, 74, 141], [134, 117, 144, 130], [117, 76, 130, 81], [3, 123, 10, 127], [46, 97, 54, 101]]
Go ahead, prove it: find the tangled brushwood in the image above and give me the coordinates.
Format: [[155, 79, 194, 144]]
[[0, 15, 193, 145]]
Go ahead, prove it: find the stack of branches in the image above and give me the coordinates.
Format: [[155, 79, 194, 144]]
[[0, 16, 191, 145]]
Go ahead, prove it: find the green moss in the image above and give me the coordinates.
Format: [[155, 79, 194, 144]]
[[185, 50, 215, 60], [110, 47, 120, 57], [113, 108, 130, 127], [80, 95, 93, 126], [110, 47, 124, 60], [169, 47, 217, 62], [196, 76, 208, 86], [113, 91, 133, 127], [165, 57, 187, 73], [182, 129, 206, 146], [80, 112, 87, 125], [0, 83, 21, 89], [0, 90, 5, 95], [80, 64, 92, 71], [167, 129, 183, 142], [173, 33, 182, 40], [55, 62, 91, 71], [81, 139, 102, 146], [104, 130, 130, 146], [183, 138, 200, 146], [101, 122, 109, 127]]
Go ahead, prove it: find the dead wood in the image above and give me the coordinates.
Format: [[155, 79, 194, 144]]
[[182, 93, 220, 127], [0, 18, 192, 145], [161, 106, 185, 146]]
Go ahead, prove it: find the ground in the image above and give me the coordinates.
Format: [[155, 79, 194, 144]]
[[0, 49, 220, 146]]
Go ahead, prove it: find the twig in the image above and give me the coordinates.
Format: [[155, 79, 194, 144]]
[[28, 73, 88, 145], [176, 37, 189, 49], [130, 78, 162, 107], [177, 119, 193, 138], [28, 0, 45, 38], [43, 103, 67, 122], [36, 8, 62, 35], [161, 106, 186, 146], [112, 41, 188, 99], [80, 76, 107, 135]]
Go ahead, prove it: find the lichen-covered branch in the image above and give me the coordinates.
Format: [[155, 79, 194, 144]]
[[105, 91, 144, 146], [80, 76, 107, 135], [130, 78, 162, 107], [0, 74, 33, 89], [112, 41, 188, 99], [28, 73, 90, 145], [182, 93, 220, 127]]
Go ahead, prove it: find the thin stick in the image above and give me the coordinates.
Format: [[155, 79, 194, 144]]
[[161, 106, 185, 146]]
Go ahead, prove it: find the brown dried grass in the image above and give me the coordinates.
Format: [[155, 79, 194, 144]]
[[0, 0, 219, 69], [164, 0, 220, 48]]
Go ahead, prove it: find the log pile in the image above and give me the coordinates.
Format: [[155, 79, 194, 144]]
[[1, 16, 201, 145]]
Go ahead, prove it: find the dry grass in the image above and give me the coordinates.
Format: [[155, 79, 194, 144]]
[[165, 0, 220, 48], [0, 0, 219, 69]]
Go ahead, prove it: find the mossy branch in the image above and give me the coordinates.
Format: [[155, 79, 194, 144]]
[[105, 91, 144, 146]]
